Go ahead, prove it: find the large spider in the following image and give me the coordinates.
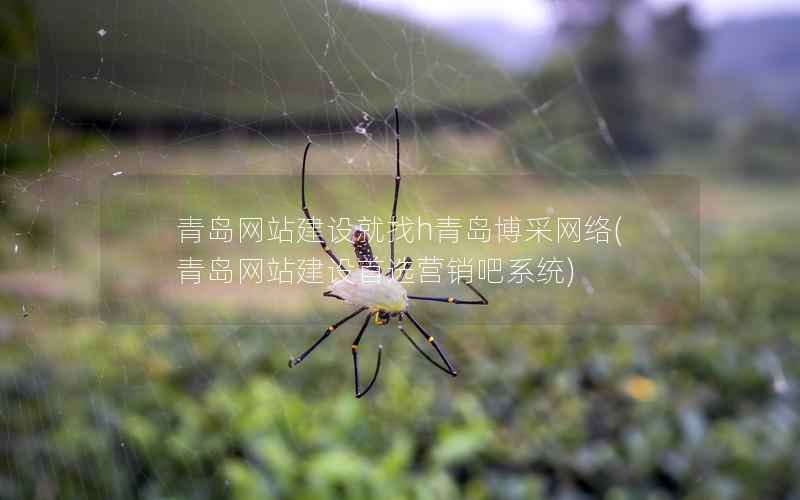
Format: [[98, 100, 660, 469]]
[[288, 108, 489, 398]]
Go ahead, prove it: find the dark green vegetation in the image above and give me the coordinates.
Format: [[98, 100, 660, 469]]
[[2, 0, 518, 172], [17, 0, 513, 120]]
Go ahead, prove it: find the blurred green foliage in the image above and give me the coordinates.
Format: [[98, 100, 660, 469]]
[[1, 178, 799, 499]]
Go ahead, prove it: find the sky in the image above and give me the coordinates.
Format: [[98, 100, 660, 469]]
[[349, 0, 800, 33]]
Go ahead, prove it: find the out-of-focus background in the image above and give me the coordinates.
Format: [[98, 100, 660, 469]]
[[1, 0, 799, 498]]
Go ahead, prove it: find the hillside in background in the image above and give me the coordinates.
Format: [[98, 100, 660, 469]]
[[4, 2, 799, 132], [701, 15, 800, 116], [12, 0, 521, 126], [431, 11, 800, 119]]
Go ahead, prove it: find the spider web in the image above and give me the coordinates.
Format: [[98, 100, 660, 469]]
[[0, 0, 710, 496]]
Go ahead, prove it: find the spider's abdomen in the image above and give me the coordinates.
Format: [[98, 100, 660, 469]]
[[327, 269, 408, 313], [351, 226, 380, 271]]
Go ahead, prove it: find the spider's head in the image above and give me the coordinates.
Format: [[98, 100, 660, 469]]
[[373, 310, 393, 325]]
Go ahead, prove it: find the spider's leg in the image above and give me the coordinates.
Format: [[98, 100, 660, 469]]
[[301, 142, 349, 274], [398, 312, 457, 376], [322, 291, 345, 301], [407, 280, 489, 305], [389, 107, 401, 269], [397, 256, 412, 282], [288, 306, 367, 368], [352, 314, 383, 398], [385, 256, 412, 281]]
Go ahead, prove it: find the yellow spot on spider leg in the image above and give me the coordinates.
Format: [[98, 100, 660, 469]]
[[427, 336, 434, 343], [447, 297, 455, 303], [351, 345, 358, 351], [327, 325, 335, 332]]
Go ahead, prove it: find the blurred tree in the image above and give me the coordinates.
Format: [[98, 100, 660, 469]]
[[528, 0, 655, 163], [643, 4, 715, 145], [0, 0, 46, 171], [0, 0, 96, 173], [0, 0, 35, 110], [506, 0, 658, 173], [651, 4, 704, 86], [576, 12, 655, 159]]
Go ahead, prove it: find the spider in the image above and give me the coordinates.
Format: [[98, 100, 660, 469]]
[[288, 108, 489, 398]]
